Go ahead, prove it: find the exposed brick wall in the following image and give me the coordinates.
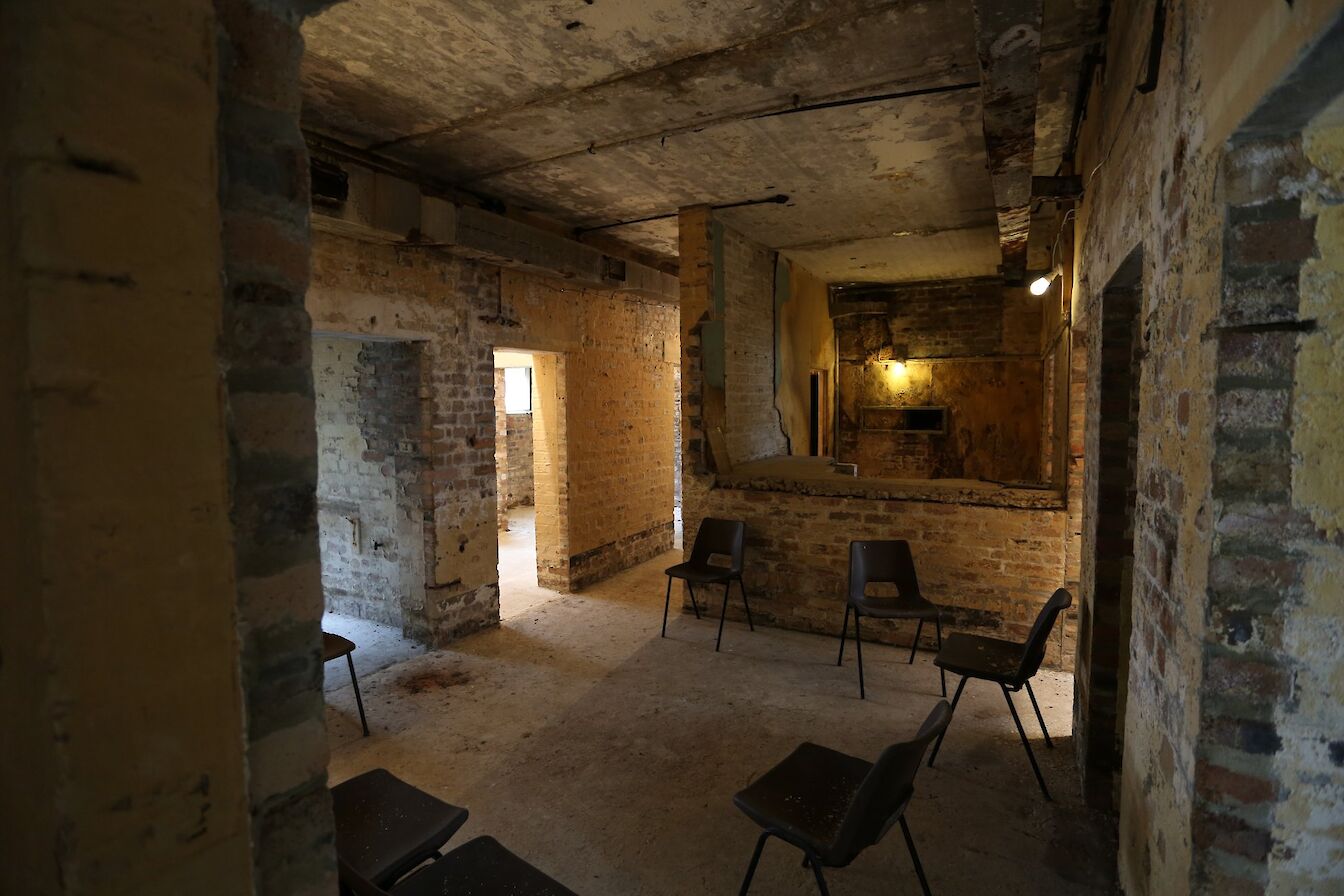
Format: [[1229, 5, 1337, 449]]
[[721, 222, 788, 465], [1068, 5, 1344, 894], [1188, 127, 1343, 894], [216, 0, 335, 892], [506, 413, 535, 507], [307, 233, 677, 605], [685, 484, 1074, 666], [832, 280, 1045, 481], [313, 336, 428, 629]]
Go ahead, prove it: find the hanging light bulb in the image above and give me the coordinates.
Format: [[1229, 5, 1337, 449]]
[[1030, 264, 1063, 296]]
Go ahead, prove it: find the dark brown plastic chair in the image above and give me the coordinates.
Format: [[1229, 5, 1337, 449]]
[[332, 769, 468, 891], [733, 700, 952, 896], [324, 631, 370, 736], [836, 540, 946, 700], [928, 588, 1073, 800], [662, 517, 753, 651], [339, 835, 579, 896]]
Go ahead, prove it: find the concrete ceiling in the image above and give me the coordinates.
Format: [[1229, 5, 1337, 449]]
[[301, 0, 1102, 282]]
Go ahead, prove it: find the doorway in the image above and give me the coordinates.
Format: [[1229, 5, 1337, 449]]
[[1076, 248, 1143, 811], [808, 369, 830, 457], [493, 348, 568, 616]]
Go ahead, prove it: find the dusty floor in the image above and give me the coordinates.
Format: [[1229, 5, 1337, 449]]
[[323, 540, 1117, 895]]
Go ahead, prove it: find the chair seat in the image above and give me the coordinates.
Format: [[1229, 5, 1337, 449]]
[[332, 769, 469, 888], [733, 743, 878, 865], [934, 632, 1024, 684], [323, 631, 356, 662], [849, 592, 941, 620], [393, 836, 578, 896], [665, 561, 735, 584]]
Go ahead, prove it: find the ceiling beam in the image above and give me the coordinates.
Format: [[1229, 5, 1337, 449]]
[[971, 0, 1044, 283]]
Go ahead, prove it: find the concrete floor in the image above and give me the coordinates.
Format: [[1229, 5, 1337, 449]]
[[324, 540, 1117, 895]]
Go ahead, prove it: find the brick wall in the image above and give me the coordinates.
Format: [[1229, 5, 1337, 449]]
[[307, 233, 677, 606], [1074, 267, 1142, 811], [507, 413, 535, 506], [1188, 121, 1344, 893], [721, 222, 789, 464], [832, 280, 1045, 481], [216, 0, 335, 892], [686, 484, 1074, 666], [1067, 5, 1344, 894], [313, 336, 428, 629]]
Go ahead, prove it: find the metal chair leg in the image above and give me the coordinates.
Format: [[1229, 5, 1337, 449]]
[[715, 581, 731, 652], [738, 577, 755, 631], [806, 851, 831, 896], [1025, 680, 1053, 748], [899, 816, 933, 896], [908, 619, 925, 664], [1003, 685, 1051, 800], [739, 832, 771, 896], [346, 653, 369, 737], [661, 576, 672, 637], [928, 676, 967, 767], [836, 604, 851, 666], [935, 617, 946, 698], [687, 582, 702, 619], [854, 611, 865, 700]]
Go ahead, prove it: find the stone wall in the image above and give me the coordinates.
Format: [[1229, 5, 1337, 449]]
[[313, 336, 428, 629], [507, 412, 536, 506], [308, 232, 677, 613]]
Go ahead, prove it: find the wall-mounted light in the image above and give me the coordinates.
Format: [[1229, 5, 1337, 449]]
[[1029, 264, 1063, 296]]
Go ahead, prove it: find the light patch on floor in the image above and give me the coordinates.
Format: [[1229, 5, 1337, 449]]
[[324, 548, 1117, 895]]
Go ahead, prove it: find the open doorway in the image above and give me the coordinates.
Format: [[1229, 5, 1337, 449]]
[[807, 368, 830, 457], [1076, 248, 1143, 811], [493, 348, 568, 616]]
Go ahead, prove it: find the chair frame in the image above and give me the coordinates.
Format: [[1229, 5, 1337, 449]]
[[324, 632, 370, 737], [835, 540, 947, 700], [735, 701, 951, 896], [927, 588, 1073, 800], [661, 517, 754, 651]]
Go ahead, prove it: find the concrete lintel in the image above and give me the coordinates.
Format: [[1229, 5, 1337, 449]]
[[972, 0, 1044, 283]]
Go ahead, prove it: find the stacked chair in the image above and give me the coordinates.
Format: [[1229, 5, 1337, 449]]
[[333, 768, 578, 896]]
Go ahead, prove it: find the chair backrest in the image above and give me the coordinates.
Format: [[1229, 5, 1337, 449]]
[[848, 540, 921, 604], [689, 518, 746, 573], [1014, 588, 1073, 682], [830, 700, 952, 863]]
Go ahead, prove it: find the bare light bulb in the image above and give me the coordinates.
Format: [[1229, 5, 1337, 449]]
[[1029, 275, 1052, 296]]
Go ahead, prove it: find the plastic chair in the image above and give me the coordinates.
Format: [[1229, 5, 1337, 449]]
[[836, 541, 947, 699], [332, 768, 468, 891], [324, 631, 370, 736], [928, 588, 1073, 800], [662, 517, 753, 651], [338, 835, 579, 896], [733, 700, 952, 896]]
